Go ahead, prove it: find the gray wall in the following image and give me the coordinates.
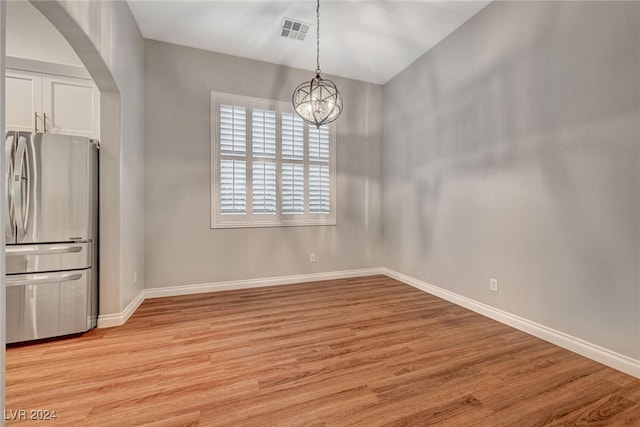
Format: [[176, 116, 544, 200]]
[[110, 1, 146, 312], [144, 40, 382, 288], [383, 0, 640, 360]]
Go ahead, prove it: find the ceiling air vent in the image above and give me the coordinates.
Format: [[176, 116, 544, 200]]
[[280, 18, 310, 41]]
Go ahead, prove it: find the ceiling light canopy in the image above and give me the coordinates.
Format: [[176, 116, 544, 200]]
[[292, 0, 343, 128]]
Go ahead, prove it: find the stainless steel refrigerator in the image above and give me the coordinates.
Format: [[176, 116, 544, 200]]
[[4, 131, 98, 343]]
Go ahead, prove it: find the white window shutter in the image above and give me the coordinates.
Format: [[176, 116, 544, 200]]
[[252, 109, 276, 158], [220, 159, 247, 215], [252, 161, 277, 214], [309, 125, 330, 162], [282, 113, 304, 160], [282, 163, 305, 214], [309, 164, 330, 214], [220, 104, 246, 154]]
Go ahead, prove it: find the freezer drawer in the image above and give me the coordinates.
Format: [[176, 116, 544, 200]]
[[6, 269, 96, 343], [6, 242, 91, 274]]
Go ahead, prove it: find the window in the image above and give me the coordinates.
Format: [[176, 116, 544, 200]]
[[211, 92, 336, 228]]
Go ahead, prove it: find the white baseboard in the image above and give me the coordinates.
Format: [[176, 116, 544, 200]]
[[97, 290, 145, 328], [97, 268, 383, 326], [144, 267, 384, 299], [383, 268, 640, 379], [95, 267, 639, 379]]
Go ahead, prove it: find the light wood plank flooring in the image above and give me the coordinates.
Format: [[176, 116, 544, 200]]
[[6, 275, 640, 426]]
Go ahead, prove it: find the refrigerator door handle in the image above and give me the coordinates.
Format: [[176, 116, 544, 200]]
[[6, 273, 83, 287], [7, 245, 84, 256], [13, 133, 30, 240], [5, 132, 16, 238]]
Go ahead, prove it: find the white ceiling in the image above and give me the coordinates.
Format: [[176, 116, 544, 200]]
[[128, 1, 490, 85]]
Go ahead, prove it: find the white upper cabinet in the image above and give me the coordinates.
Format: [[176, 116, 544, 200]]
[[42, 75, 100, 138], [5, 70, 42, 132], [6, 69, 100, 138]]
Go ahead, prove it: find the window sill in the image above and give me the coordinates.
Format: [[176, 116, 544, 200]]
[[210, 219, 337, 229]]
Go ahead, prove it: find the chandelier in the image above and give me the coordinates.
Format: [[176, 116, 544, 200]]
[[292, 0, 343, 128]]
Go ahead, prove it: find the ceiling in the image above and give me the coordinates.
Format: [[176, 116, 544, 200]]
[[128, 1, 490, 85]]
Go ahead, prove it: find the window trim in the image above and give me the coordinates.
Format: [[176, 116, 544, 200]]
[[211, 91, 336, 229]]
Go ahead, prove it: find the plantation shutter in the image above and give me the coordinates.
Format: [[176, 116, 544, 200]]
[[282, 163, 304, 214], [220, 160, 247, 215], [252, 108, 277, 215], [309, 164, 330, 214], [220, 105, 246, 154], [309, 125, 330, 214], [282, 113, 304, 159], [252, 109, 276, 158], [219, 105, 247, 215], [252, 162, 277, 214], [282, 113, 305, 215]]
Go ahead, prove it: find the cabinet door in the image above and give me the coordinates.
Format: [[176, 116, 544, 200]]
[[42, 75, 100, 138], [5, 70, 42, 132]]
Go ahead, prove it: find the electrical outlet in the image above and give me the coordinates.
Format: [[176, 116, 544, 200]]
[[490, 278, 498, 292], [309, 253, 316, 263], [133, 272, 138, 284]]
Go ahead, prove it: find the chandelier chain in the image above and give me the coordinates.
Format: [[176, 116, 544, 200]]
[[316, 0, 320, 74]]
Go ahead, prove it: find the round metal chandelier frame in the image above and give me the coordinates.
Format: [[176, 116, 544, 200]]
[[292, 0, 343, 128]]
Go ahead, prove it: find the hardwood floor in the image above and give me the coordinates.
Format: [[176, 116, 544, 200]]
[[6, 275, 640, 426]]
